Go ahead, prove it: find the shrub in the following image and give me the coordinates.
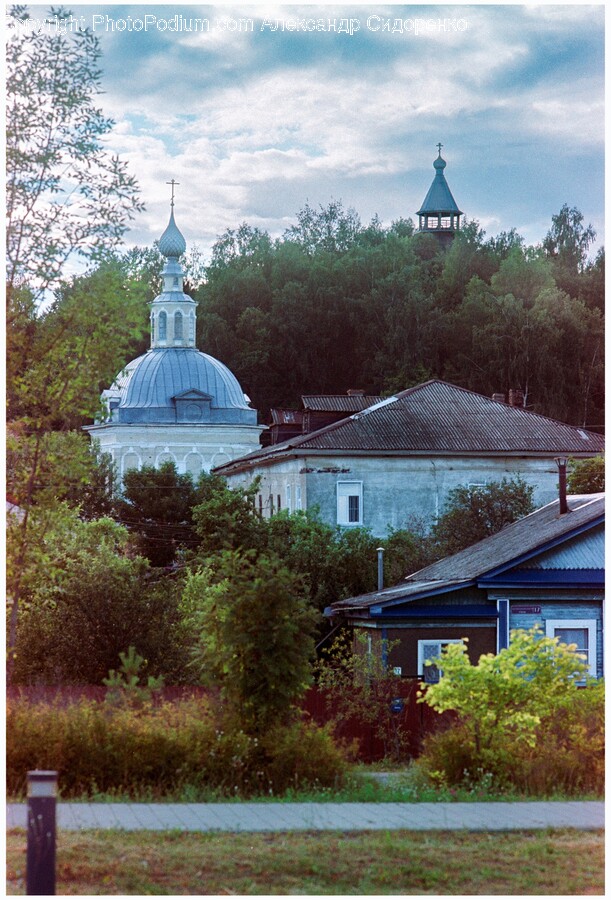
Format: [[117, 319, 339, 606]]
[[262, 720, 347, 794], [6, 697, 217, 798], [7, 697, 348, 799], [416, 676, 604, 796], [316, 633, 411, 762], [419, 628, 590, 755]]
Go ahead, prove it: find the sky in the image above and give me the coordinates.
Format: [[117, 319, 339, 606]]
[[22, 2, 605, 262]]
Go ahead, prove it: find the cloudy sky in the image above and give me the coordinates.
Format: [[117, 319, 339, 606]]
[[27, 2, 605, 260]]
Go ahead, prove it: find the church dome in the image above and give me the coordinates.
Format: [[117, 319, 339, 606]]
[[158, 209, 187, 258], [110, 348, 257, 425], [99, 200, 257, 428]]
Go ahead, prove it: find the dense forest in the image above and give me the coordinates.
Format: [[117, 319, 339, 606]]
[[120, 200, 604, 430]]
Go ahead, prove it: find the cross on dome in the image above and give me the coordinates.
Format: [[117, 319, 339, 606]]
[[166, 178, 180, 209]]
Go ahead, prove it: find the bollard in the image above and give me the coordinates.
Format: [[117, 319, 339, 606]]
[[26, 770, 57, 895]]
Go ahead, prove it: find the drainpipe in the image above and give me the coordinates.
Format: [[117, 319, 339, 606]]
[[377, 547, 384, 591], [554, 457, 569, 514]]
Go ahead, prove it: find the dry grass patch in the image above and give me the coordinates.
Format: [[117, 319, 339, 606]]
[[7, 828, 604, 895]]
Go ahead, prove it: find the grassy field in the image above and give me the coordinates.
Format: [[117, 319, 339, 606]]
[[7, 828, 604, 895]]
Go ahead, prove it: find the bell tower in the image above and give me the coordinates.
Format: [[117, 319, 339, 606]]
[[150, 180, 197, 349], [417, 144, 463, 249]]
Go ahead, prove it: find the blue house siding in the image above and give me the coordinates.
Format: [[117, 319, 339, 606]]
[[509, 600, 603, 678]]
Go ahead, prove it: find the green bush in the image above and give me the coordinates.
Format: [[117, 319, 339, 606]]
[[262, 720, 347, 794], [416, 681, 604, 796], [7, 697, 348, 799]]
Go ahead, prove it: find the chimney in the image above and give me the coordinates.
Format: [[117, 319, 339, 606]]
[[554, 457, 569, 515], [492, 392, 505, 404], [509, 389, 525, 408], [377, 547, 384, 591]]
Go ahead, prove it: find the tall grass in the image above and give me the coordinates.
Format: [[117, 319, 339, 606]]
[[7, 696, 347, 799]]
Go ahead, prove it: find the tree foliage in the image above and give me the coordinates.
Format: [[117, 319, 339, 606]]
[[6, 5, 143, 299], [181, 551, 318, 734], [432, 477, 535, 556], [115, 462, 199, 568], [567, 456, 605, 494], [543, 203, 596, 275], [194, 201, 603, 426], [6, 262, 149, 680], [11, 514, 187, 684]]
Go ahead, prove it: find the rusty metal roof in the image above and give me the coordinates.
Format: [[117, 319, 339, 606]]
[[215, 381, 604, 474], [301, 394, 382, 413], [329, 494, 605, 615]]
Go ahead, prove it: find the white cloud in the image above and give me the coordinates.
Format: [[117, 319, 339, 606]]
[[84, 3, 602, 258]]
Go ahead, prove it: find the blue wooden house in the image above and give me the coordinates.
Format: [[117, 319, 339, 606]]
[[327, 493, 604, 680]]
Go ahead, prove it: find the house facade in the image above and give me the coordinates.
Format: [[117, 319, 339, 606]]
[[215, 381, 604, 533], [326, 493, 605, 682]]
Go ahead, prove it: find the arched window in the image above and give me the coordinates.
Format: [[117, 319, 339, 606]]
[[174, 311, 183, 340], [158, 311, 167, 340]]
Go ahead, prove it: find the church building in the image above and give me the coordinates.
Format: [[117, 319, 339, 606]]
[[417, 144, 463, 248], [85, 199, 263, 480]]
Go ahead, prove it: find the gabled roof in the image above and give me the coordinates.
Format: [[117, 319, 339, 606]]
[[214, 380, 604, 474], [328, 494, 605, 616]]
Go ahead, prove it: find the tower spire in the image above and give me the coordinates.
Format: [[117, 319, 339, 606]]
[[151, 186, 196, 350], [416, 145, 463, 249]]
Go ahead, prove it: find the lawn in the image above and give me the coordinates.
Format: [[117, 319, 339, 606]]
[[6, 828, 604, 895]]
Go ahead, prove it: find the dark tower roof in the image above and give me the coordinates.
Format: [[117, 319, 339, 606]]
[[417, 147, 463, 216]]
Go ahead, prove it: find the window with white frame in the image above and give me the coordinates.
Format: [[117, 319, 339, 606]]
[[337, 481, 362, 526], [418, 639, 463, 683], [295, 485, 302, 510], [286, 485, 292, 514], [545, 619, 597, 679]]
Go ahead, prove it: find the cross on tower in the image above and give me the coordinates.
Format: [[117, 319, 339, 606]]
[[436, 142, 443, 156], [166, 179, 180, 208]]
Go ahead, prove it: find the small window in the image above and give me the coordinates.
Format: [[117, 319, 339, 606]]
[[545, 619, 597, 678], [258, 494, 263, 516], [295, 485, 302, 511], [286, 485, 292, 514], [158, 311, 167, 340], [440, 216, 451, 228], [418, 639, 463, 683], [337, 482, 363, 526], [269, 494, 274, 515], [174, 311, 183, 340], [277, 493, 281, 512]]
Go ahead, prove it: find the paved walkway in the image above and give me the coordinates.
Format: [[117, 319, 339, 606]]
[[6, 801, 604, 833]]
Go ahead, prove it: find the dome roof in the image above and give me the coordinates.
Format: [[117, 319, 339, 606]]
[[109, 348, 256, 425], [159, 210, 187, 258]]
